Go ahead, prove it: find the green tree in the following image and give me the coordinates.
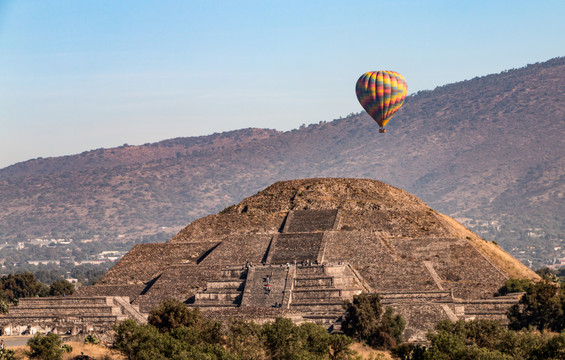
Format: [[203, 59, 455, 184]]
[[296, 322, 332, 358], [0, 272, 46, 300], [535, 268, 559, 283], [149, 299, 204, 332], [378, 307, 406, 348], [507, 281, 564, 331], [0, 299, 9, 315], [262, 317, 337, 360], [415, 319, 565, 360], [33, 269, 63, 285], [424, 325, 513, 360], [495, 278, 532, 297], [113, 319, 169, 360], [262, 317, 303, 360], [391, 343, 426, 360], [226, 319, 265, 360], [328, 334, 355, 360], [114, 318, 234, 360], [342, 293, 405, 349], [26, 333, 64, 360], [49, 280, 75, 296]]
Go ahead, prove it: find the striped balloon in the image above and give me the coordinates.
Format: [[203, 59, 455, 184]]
[[355, 71, 407, 128]]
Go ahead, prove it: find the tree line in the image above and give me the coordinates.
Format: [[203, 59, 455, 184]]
[[4, 275, 565, 359], [0, 272, 74, 314]]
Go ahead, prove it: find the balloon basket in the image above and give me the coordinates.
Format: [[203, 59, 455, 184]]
[[379, 128, 386, 133]]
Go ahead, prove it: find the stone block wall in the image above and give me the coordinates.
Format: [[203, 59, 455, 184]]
[[198, 235, 272, 266], [98, 242, 216, 285], [133, 264, 223, 312], [324, 232, 439, 293], [270, 233, 324, 264], [283, 210, 339, 233], [0, 296, 146, 336], [393, 237, 508, 299]]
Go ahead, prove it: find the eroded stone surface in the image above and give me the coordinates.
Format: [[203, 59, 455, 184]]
[[5, 178, 539, 341]]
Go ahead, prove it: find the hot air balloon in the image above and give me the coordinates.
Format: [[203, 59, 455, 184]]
[[356, 71, 407, 133]]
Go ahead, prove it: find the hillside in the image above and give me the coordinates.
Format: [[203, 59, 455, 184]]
[[0, 57, 563, 267]]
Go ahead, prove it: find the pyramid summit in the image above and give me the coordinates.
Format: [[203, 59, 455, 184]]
[[3, 178, 539, 340]]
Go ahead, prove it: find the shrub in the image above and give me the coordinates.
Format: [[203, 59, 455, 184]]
[[391, 343, 426, 360], [342, 293, 405, 349], [262, 317, 338, 360], [149, 299, 203, 331], [49, 280, 75, 297], [61, 344, 73, 353], [226, 319, 264, 360], [84, 334, 99, 345], [0, 272, 46, 301], [416, 319, 565, 360], [0, 299, 9, 315], [113, 319, 167, 360], [507, 281, 565, 331], [26, 333, 64, 360], [495, 278, 532, 296], [0, 348, 18, 360], [328, 334, 355, 360]]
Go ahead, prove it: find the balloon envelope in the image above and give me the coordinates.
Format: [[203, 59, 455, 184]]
[[356, 71, 407, 128]]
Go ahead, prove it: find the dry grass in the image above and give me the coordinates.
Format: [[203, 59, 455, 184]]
[[350, 342, 393, 360], [8, 342, 125, 360]]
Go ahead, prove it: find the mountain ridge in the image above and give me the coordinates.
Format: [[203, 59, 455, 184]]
[[1, 57, 563, 267]]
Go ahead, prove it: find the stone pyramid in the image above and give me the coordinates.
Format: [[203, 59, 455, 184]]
[[78, 178, 538, 340]]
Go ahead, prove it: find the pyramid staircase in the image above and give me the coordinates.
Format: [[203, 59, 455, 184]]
[[192, 268, 247, 309], [289, 264, 363, 331]]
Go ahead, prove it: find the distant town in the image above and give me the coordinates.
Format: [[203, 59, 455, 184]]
[[458, 218, 565, 271]]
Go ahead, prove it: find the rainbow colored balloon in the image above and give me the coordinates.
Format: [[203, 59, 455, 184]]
[[355, 71, 407, 131]]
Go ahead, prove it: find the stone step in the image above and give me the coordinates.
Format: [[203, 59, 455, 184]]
[[294, 277, 333, 287], [295, 266, 326, 276], [301, 311, 343, 326], [191, 300, 240, 308], [195, 292, 242, 301], [302, 312, 344, 319], [1, 315, 123, 322], [17, 297, 110, 306], [283, 210, 339, 233], [463, 303, 515, 311], [270, 233, 325, 264], [291, 303, 344, 312], [199, 287, 243, 293], [8, 307, 120, 317], [292, 289, 341, 300], [465, 310, 506, 317], [380, 292, 452, 303], [207, 280, 245, 290], [9, 304, 117, 310], [220, 268, 248, 279]]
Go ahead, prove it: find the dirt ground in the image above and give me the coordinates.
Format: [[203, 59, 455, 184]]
[[2, 336, 386, 360], [4, 340, 124, 360], [350, 342, 393, 359]]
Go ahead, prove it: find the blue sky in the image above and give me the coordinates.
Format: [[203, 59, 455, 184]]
[[1, 0, 564, 168]]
